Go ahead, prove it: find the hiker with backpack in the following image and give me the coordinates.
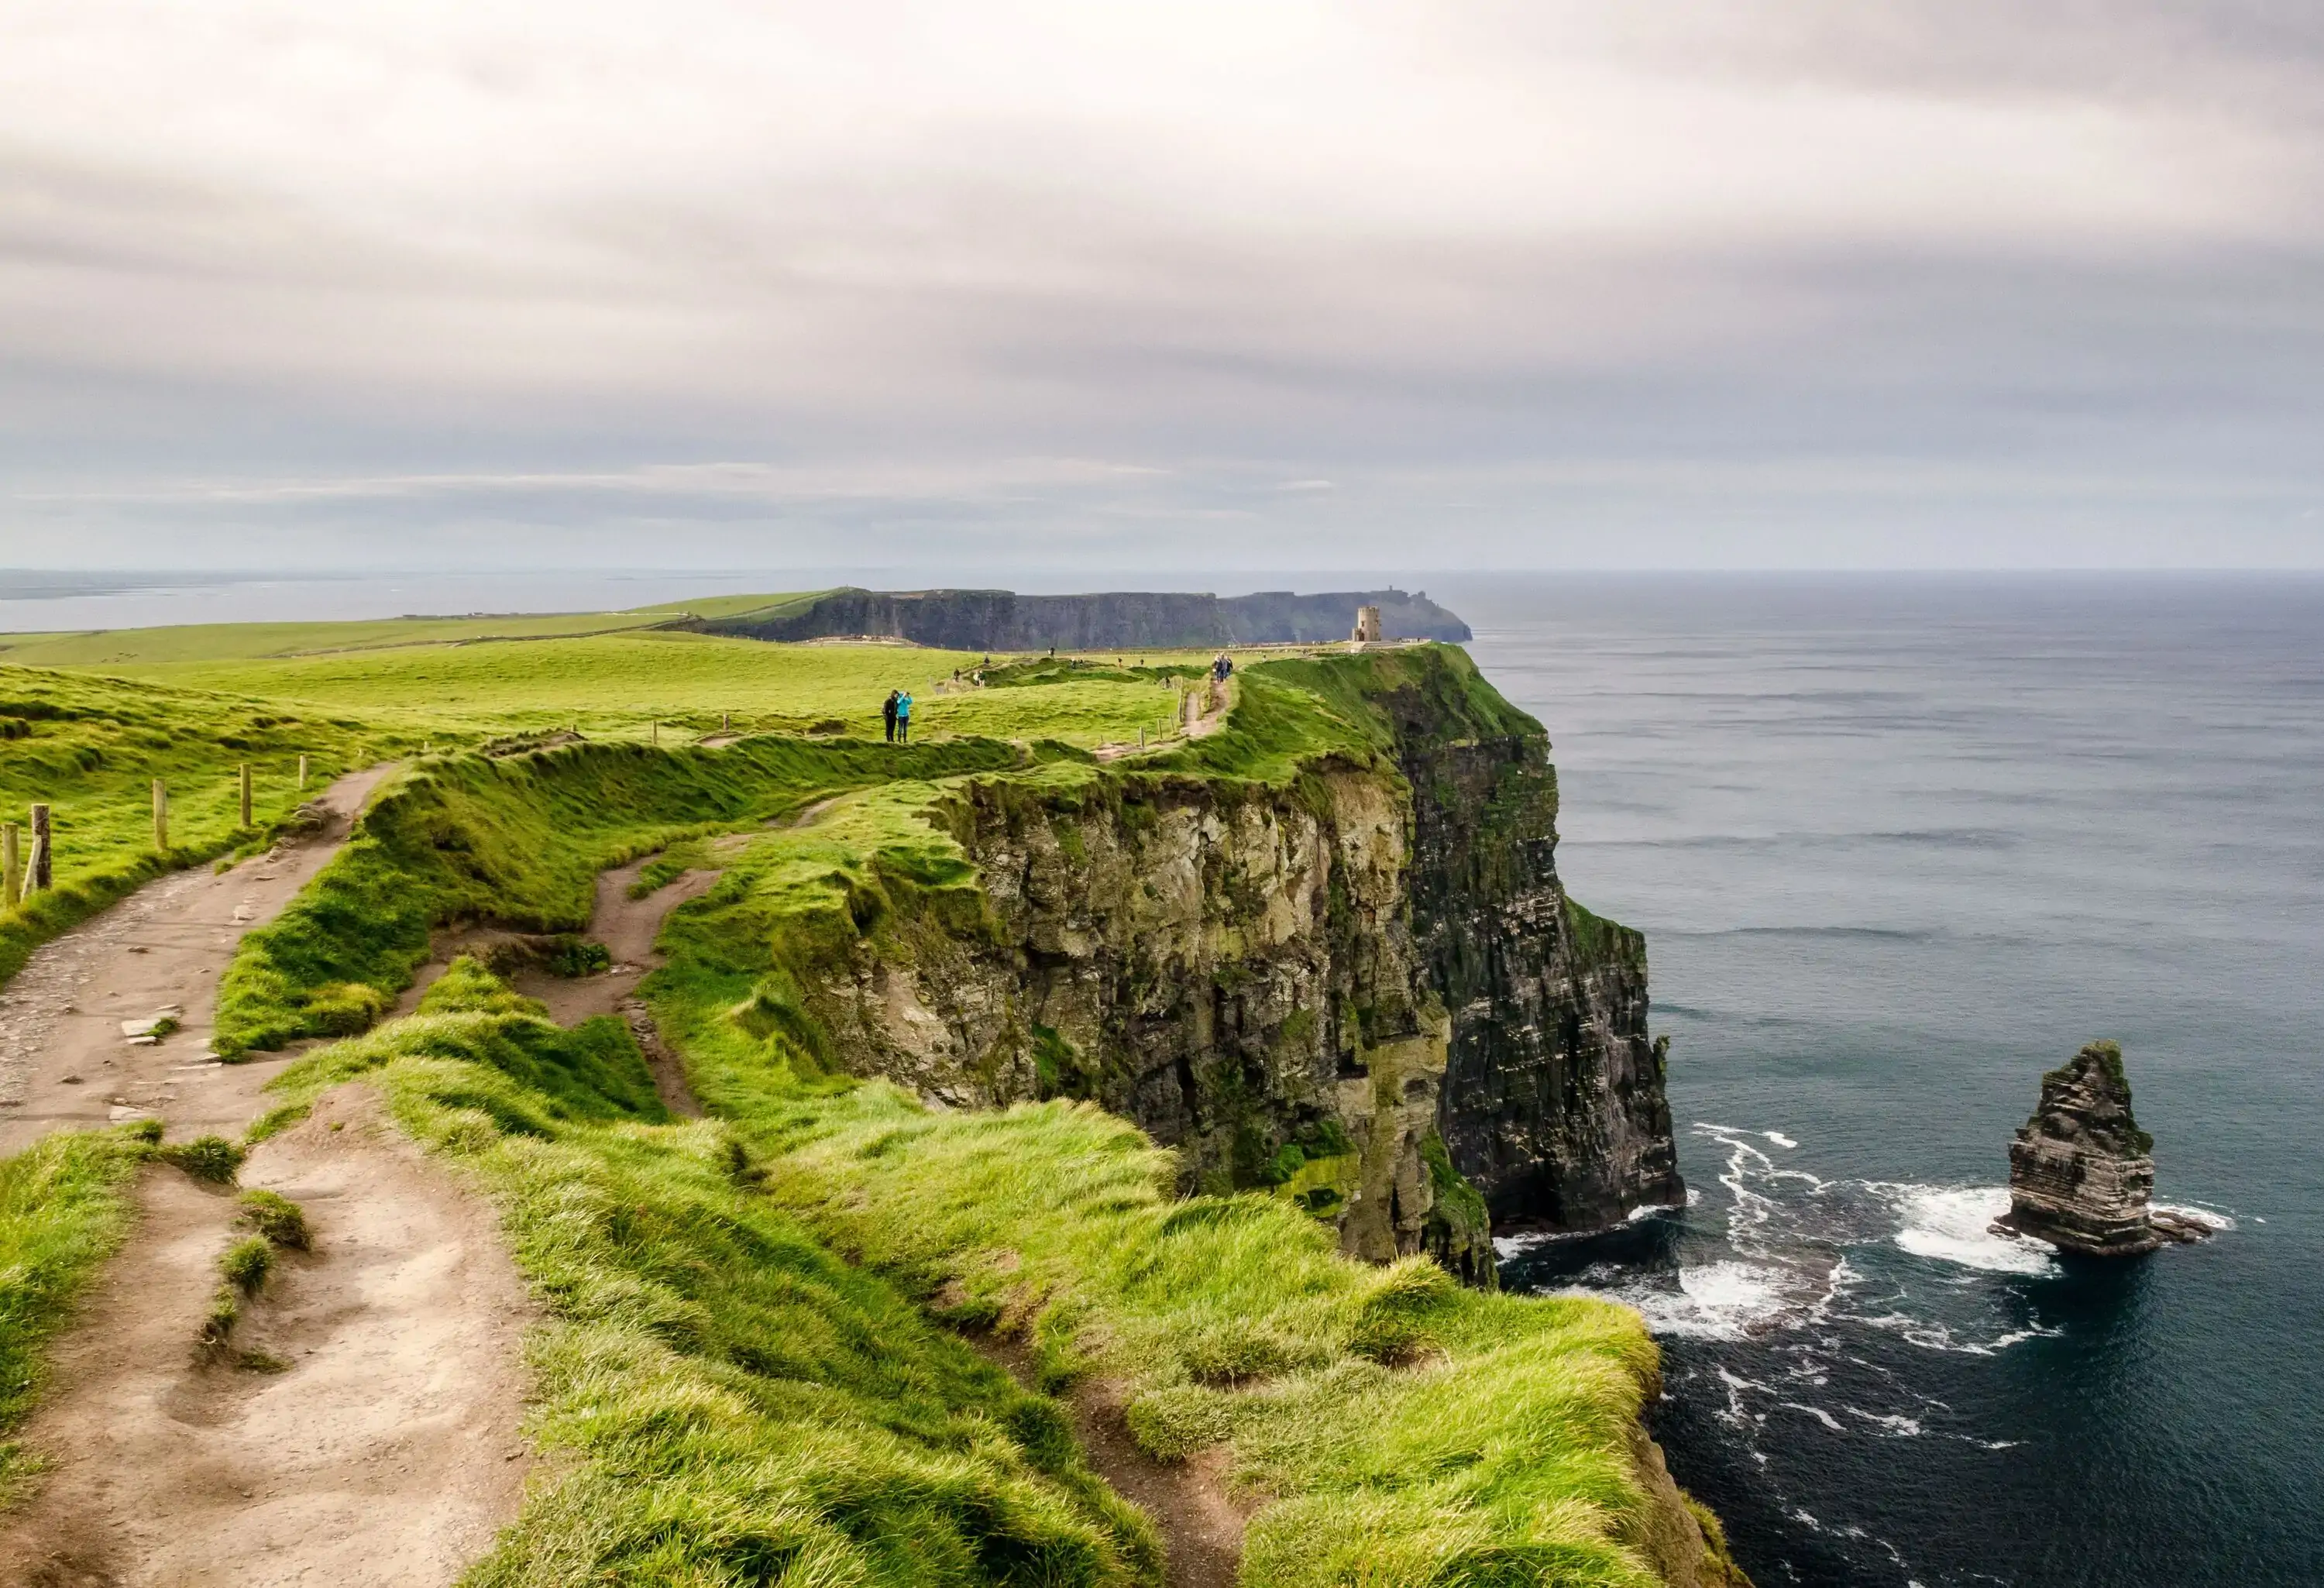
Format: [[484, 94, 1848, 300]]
[[882, 690, 899, 743]]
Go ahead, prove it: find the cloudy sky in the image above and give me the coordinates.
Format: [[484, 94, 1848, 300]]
[[2, 0, 2320, 572]]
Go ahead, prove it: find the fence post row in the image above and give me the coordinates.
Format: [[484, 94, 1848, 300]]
[[2, 822, 18, 907], [239, 764, 253, 829], [153, 779, 169, 851]]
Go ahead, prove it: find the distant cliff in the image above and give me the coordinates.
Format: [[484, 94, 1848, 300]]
[[677, 586, 1472, 650]]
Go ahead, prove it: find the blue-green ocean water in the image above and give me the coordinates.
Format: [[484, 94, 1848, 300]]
[[1436, 574, 2324, 1588]]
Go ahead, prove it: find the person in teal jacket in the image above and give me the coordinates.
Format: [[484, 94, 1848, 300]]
[[895, 691, 913, 744]]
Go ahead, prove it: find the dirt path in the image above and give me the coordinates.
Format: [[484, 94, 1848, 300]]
[[0, 1087, 536, 1588], [387, 852, 724, 1117], [974, 1338, 1243, 1588], [0, 766, 397, 1158], [1092, 679, 1231, 764]]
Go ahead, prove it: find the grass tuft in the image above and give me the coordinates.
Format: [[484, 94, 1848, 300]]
[[218, 1234, 273, 1294], [157, 1135, 246, 1184], [236, 1188, 310, 1250]]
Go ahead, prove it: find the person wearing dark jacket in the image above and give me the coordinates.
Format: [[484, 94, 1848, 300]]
[[882, 690, 899, 743]]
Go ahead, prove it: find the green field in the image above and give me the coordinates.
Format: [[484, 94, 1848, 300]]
[[214, 653, 1703, 1586], [0, 667, 416, 988], [0, 590, 845, 669], [0, 606, 1728, 1586], [21, 633, 1202, 745], [2, 624, 1227, 988]]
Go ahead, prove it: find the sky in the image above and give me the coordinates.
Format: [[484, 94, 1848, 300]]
[[2, 1, 2320, 574]]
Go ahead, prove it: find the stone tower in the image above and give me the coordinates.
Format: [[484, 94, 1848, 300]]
[[1351, 605, 1383, 644]]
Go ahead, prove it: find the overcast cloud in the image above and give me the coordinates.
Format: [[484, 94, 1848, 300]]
[[2, 0, 2319, 571]]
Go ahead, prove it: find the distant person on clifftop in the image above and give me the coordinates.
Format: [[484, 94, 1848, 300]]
[[896, 691, 913, 743], [882, 690, 899, 744]]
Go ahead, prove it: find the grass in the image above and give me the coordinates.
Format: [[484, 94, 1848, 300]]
[[205, 639, 1693, 1583], [156, 1135, 247, 1184], [622, 745, 1688, 1585], [0, 664, 413, 990], [0, 609, 690, 668], [237, 1188, 311, 1250], [57, 632, 1202, 749], [250, 963, 1160, 1586], [212, 737, 1035, 1055], [2, 621, 1713, 1583], [0, 1124, 155, 1502]]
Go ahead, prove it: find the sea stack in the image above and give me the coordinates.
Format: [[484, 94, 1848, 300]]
[[1995, 1040, 2208, 1254]]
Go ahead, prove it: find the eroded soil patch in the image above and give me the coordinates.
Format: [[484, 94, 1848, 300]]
[[0, 1088, 535, 1587]]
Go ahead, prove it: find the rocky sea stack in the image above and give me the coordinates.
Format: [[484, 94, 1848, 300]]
[[1994, 1040, 2209, 1255]]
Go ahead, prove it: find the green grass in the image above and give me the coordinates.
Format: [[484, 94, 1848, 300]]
[[0, 665, 413, 991], [0, 609, 686, 668], [2, 627, 1711, 1583], [620, 744, 1684, 1586], [237, 1188, 311, 1250], [63, 632, 1198, 749], [211, 736, 1040, 1055], [252, 964, 1160, 1587], [0, 1124, 155, 1502]]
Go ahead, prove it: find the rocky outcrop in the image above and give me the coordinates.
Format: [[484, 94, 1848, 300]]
[[779, 648, 1683, 1284], [1994, 1040, 2209, 1255], [684, 586, 1473, 649]]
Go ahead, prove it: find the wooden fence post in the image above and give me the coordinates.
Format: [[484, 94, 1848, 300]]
[[30, 803, 51, 891], [239, 765, 253, 829], [2, 822, 18, 907], [297, 753, 309, 791], [153, 779, 169, 851]]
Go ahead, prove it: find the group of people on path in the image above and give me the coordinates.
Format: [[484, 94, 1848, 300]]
[[881, 689, 914, 743]]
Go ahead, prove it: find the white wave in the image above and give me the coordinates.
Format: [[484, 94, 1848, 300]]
[[1765, 1130, 1799, 1149], [1888, 1186, 2058, 1275], [1781, 1401, 1844, 1432], [2153, 1202, 2236, 1232], [1608, 1260, 1796, 1340], [1846, 1408, 1923, 1436]]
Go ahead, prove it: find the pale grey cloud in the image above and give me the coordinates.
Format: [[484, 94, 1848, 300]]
[[0, 0, 2318, 570]]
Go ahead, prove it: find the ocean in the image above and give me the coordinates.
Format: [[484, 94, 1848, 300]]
[[1438, 574, 2324, 1588], [9, 567, 2319, 1584]]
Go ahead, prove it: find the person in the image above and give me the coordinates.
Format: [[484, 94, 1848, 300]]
[[895, 690, 913, 743], [882, 689, 899, 744]]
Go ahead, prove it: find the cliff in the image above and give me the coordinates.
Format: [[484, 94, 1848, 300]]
[[779, 645, 1682, 1282], [679, 586, 1473, 650]]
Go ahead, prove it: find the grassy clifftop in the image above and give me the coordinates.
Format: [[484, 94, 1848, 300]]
[[4, 627, 1734, 1585]]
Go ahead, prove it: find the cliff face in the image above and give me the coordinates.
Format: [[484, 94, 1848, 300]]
[[1397, 728, 1685, 1229], [790, 649, 1680, 1280], [689, 586, 1473, 650]]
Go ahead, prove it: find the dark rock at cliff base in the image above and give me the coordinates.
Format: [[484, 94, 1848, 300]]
[[1992, 1040, 2208, 1256]]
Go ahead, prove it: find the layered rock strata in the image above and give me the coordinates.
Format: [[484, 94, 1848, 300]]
[[1994, 1040, 2208, 1254], [786, 650, 1683, 1284]]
